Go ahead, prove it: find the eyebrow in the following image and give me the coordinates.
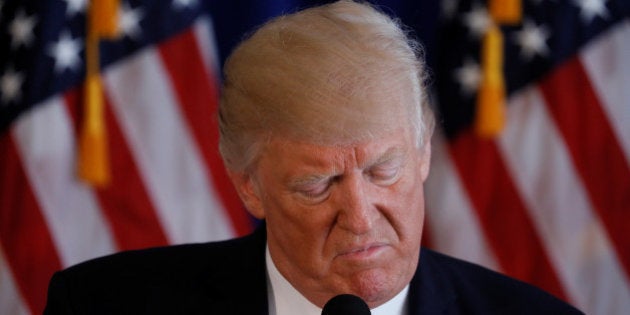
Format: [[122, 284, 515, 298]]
[[288, 174, 331, 188], [287, 146, 409, 188], [363, 146, 408, 169]]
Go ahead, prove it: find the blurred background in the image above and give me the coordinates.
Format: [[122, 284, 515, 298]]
[[1, 0, 629, 314]]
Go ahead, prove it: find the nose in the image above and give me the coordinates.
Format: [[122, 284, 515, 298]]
[[334, 173, 379, 235]]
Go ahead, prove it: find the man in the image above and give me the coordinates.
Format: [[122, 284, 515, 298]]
[[44, 1, 583, 314]]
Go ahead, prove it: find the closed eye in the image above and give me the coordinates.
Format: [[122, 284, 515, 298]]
[[290, 177, 333, 203], [298, 182, 330, 198], [366, 162, 402, 186]]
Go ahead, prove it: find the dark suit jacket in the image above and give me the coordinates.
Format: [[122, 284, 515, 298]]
[[44, 227, 583, 314]]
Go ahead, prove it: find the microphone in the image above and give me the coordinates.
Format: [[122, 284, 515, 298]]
[[321, 294, 371, 315]]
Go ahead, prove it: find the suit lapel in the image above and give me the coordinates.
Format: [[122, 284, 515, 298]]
[[203, 226, 269, 314], [145, 226, 270, 314], [406, 249, 457, 315]]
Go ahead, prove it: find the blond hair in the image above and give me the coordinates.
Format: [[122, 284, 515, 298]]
[[219, 0, 434, 172]]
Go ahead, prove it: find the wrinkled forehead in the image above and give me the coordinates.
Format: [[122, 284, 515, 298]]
[[258, 126, 417, 174]]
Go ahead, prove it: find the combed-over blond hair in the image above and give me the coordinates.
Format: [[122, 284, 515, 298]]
[[219, 0, 434, 172]]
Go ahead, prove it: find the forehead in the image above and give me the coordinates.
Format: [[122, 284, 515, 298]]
[[256, 130, 415, 175]]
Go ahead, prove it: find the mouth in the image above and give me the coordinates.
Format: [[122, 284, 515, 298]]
[[337, 243, 388, 261]]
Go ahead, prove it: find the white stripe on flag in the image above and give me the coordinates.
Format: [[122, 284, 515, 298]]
[[499, 86, 630, 315], [580, 20, 630, 166], [104, 49, 234, 244], [12, 97, 117, 267], [194, 16, 221, 78], [425, 132, 500, 271], [0, 246, 30, 315]]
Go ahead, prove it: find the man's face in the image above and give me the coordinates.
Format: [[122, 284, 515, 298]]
[[232, 128, 430, 308]]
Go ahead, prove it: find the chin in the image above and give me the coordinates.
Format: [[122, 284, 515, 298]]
[[348, 268, 403, 308]]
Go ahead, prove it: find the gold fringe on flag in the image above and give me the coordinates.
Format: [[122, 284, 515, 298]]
[[475, 0, 522, 137], [475, 24, 505, 137], [78, 0, 120, 186]]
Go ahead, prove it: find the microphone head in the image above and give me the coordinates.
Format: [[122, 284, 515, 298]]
[[321, 294, 371, 315]]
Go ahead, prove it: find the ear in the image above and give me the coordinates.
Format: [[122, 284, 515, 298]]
[[419, 140, 431, 182], [227, 170, 266, 219]]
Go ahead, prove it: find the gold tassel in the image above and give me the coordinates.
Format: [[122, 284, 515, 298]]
[[78, 0, 120, 186], [489, 0, 522, 25], [78, 73, 109, 185], [91, 0, 120, 38], [475, 24, 505, 137], [474, 0, 522, 137]]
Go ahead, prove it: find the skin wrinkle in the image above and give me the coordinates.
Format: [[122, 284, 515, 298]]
[[288, 146, 407, 203]]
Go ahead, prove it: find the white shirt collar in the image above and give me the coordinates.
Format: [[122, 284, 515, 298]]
[[265, 246, 409, 315]]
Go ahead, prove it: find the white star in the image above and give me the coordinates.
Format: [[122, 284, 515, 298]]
[[513, 20, 550, 60], [48, 31, 82, 73], [9, 10, 38, 49], [1, 68, 25, 104], [454, 57, 481, 97], [120, 4, 144, 40], [64, 0, 87, 16], [442, 0, 459, 20], [573, 0, 609, 23], [173, 0, 198, 10], [463, 4, 491, 38]]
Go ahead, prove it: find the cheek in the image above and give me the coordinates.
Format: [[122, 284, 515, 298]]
[[388, 176, 425, 241], [266, 197, 337, 258], [266, 196, 336, 234]]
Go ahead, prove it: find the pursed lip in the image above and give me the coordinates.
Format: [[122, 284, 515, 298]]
[[336, 242, 388, 260]]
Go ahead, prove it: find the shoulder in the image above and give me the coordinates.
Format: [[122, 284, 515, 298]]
[[44, 230, 267, 314], [59, 231, 262, 283], [411, 248, 584, 314]]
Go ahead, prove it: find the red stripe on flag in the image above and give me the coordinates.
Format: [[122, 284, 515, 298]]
[[64, 90, 170, 250], [539, 57, 630, 278], [448, 130, 568, 301], [157, 29, 253, 236], [0, 133, 63, 315]]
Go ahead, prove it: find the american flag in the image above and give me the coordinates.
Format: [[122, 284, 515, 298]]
[[0, 1, 628, 315], [0, 1, 251, 314], [425, 0, 630, 314]]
